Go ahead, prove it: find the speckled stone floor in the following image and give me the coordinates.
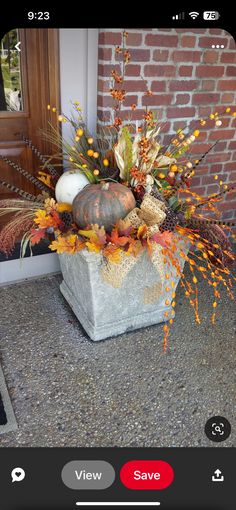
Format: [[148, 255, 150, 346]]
[[0, 268, 235, 448]]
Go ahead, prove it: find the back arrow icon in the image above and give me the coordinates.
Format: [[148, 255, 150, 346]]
[[15, 42, 21, 52]]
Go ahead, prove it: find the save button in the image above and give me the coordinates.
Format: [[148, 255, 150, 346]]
[[120, 460, 174, 490]]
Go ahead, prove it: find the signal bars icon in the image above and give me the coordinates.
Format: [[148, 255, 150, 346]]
[[172, 12, 185, 20]]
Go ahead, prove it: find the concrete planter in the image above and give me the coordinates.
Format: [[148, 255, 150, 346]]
[[59, 240, 188, 341]]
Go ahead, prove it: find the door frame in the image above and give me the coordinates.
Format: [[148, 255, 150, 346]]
[[1, 28, 99, 285]]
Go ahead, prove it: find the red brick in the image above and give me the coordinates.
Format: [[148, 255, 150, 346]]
[[153, 49, 169, 61], [151, 81, 166, 92], [175, 94, 190, 105], [206, 153, 231, 163], [221, 52, 236, 63], [172, 51, 201, 63], [97, 95, 114, 108], [119, 109, 156, 121], [98, 47, 112, 61], [167, 107, 196, 118], [191, 143, 212, 154], [169, 80, 199, 91], [145, 34, 178, 47], [189, 187, 206, 196], [217, 200, 236, 211], [128, 49, 150, 62], [209, 164, 223, 173], [172, 121, 187, 131], [198, 37, 228, 48], [226, 66, 236, 76], [229, 171, 236, 181], [123, 95, 139, 107], [202, 80, 215, 91], [124, 80, 148, 92], [142, 94, 172, 106], [218, 80, 236, 90], [213, 142, 227, 151], [125, 64, 141, 76], [207, 184, 220, 194], [160, 122, 171, 132], [199, 107, 212, 117], [209, 30, 224, 35], [224, 162, 236, 172], [192, 93, 220, 104], [97, 110, 111, 122], [99, 32, 122, 45], [181, 36, 196, 48], [190, 176, 201, 186], [144, 65, 176, 77], [126, 32, 142, 46], [97, 80, 110, 93], [179, 66, 193, 77], [193, 165, 209, 176], [115, 49, 150, 62], [209, 129, 235, 140], [229, 141, 236, 150], [229, 38, 236, 49], [203, 51, 219, 64], [222, 93, 235, 103], [196, 66, 224, 78], [202, 174, 227, 185], [98, 64, 120, 76]]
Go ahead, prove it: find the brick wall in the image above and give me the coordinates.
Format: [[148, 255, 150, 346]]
[[97, 28, 236, 221]]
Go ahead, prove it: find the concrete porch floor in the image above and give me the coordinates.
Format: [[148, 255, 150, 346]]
[[0, 268, 235, 448]]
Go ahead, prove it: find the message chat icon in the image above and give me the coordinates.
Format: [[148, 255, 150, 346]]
[[11, 467, 25, 483]]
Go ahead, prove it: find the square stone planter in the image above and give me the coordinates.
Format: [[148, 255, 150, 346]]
[[59, 240, 188, 341]]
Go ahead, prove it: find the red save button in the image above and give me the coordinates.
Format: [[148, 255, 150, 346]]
[[120, 460, 174, 490]]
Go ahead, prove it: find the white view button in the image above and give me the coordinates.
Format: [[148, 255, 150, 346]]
[[61, 461, 115, 490]]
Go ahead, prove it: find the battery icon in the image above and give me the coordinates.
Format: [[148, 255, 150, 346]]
[[203, 11, 220, 20]]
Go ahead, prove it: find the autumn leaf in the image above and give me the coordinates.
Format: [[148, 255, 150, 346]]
[[103, 244, 122, 263], [49, 234, 85, 254], [30, 228, 46, 245], [50, 210, 64, 228], [146, 238, 153, 256], [34, 209, 53, 228], [78, 224, 106, 253], [152, 231, 173, 248], [107, 227, 131, 247], [137, 224, 148, 240], [126, 239, 143, 257]]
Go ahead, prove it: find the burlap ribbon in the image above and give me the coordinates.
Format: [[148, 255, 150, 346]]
[[101, 194, 166, 302]]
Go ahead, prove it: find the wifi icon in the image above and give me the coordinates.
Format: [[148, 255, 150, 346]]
[[189, 11, 199, 19]]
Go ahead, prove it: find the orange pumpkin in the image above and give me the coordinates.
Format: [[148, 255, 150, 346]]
[[72, 181, 136, 231]]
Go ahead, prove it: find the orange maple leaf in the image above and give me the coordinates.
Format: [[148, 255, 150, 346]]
[[108, 227, 131, 247], [49, 235, 85, 254], [103, 244, 122, 263], [152, 231, 173, 248], [30, 228, 46, 245]]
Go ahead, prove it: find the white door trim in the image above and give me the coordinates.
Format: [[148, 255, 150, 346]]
[[0, 29, 99, 284], [0, 253, 60, 286]]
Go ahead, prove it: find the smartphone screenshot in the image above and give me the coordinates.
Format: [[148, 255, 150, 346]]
[[0, 6, 235, 510]]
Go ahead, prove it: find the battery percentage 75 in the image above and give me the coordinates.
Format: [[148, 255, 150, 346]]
[[203, 11, 220, 20]]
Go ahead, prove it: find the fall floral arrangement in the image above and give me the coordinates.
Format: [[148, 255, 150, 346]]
[[0, 31, 235, 348]]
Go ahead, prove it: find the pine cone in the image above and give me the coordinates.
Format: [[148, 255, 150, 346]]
[[160, 207, 179, 232], [59, 211, 73, 229]]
